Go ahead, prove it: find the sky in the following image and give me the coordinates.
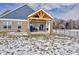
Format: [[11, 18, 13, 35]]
[[0, 3, 23, 15], [0, 3, 79, 20]]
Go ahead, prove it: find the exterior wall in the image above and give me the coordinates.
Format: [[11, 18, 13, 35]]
[[0, 20, 3, 31], [21, 21, 28, 32], [0, 19, 54, 32], [0, 19, 28, 32], [12, 21, 18, 32]]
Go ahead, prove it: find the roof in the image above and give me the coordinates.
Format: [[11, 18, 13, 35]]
[[0, 4, 35, 19], [28, 9, 54, 19]]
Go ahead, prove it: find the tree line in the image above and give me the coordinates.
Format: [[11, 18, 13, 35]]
[[53, 19, 79, 29]]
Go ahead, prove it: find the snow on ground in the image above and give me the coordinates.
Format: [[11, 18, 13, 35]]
[[0, 32, 79, 55]]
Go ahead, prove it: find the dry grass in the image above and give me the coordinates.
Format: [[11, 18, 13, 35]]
[[0, 32, 8, 37], [0, 31, 73, 40]]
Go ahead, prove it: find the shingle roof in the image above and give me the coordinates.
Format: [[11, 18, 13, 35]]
[[0, 4, 35, 19]]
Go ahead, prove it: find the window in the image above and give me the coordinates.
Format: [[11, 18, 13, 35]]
[[3, 21, 7, 29], [8, 25, 11, 29], [4, 25, 7, 29], [17, 21, 22, 32], [17, 21, 22, 29], [8, 21, 12, 29], [18, 26, 21, 29], [3, 21, 12, 29]]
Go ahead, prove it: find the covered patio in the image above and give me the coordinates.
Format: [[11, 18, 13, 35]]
[[27, 9, 53, 33]]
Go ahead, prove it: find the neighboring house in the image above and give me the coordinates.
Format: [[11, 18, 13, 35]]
[[0, 4, 54, 33]]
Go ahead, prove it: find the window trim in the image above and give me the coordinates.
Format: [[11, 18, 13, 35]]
[[3, 21, 12, 29], [17, 21, 22, 29]]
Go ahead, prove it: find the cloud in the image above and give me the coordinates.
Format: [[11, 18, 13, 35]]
[[60, 9, 79, 20]]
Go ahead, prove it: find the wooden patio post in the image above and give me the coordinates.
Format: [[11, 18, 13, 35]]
[[48, 20, 51, 33]]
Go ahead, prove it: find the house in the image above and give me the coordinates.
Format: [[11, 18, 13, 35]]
[[0, 4, 54, 33]]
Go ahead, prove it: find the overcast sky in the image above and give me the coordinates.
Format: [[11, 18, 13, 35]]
[[0, 3, 79, 20]]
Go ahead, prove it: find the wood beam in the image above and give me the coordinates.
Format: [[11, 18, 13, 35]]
[[29, 19, 33, 22], [40, 11, 42, 17], [30, 21, 46, 23], [37, 11, 45, 18], [30, 20, 46, 22], [29, 17, 51, 21], [42, 13, 45, 18], [37, 13, 40, 17]]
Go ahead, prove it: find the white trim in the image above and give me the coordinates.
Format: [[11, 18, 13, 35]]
[[0, 18, 27, 21], [28, 9, 54, 19]]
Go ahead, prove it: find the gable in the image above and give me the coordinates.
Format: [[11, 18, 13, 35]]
[[1, 5, 35, 19], [28, 9, 53, 20]]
